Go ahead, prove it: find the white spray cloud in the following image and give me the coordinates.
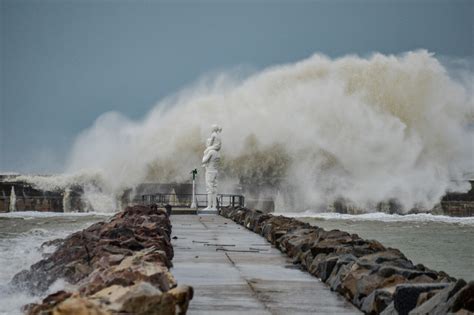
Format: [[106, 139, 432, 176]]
[[24, 51, 474, 212]]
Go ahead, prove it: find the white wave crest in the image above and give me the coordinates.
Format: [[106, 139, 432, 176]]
[[283, 211, 474, 226], [16, 50, 474, 212]]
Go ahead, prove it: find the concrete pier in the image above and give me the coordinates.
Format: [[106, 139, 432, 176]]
[[171, 215, 361, 315]]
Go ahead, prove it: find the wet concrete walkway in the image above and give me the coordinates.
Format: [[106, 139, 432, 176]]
[[171, 215, 361, 315]]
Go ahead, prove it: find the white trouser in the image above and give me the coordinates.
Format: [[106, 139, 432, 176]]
[[205, 170, 218, 208], [205, 170, 218, 194]]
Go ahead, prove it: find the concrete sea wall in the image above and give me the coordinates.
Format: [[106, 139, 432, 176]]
[[220, 207, 473, 315], [12, 205, 193, 315], [0, 180, 85, 212]]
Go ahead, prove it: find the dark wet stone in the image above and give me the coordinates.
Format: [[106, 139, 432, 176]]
[[380, 302, 397, 315], [449, 281, 474, 313], [377, 265, 438, 280], [361, 288, 393, 315], [393, 283, 449, 315], [309, 254, 339, 282], [408, 279, 470, 315]]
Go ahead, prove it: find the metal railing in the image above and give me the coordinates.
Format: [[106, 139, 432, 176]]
[[140, 193, 244, 209]]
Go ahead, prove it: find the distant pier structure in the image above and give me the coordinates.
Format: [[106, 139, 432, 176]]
[[439, 180, 474, 216], [0, 175, 472, 216], [0, 175, 84, 212]]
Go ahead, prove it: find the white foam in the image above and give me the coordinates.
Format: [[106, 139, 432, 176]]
[[282, 211, 474, 226], [62, 188, 72, 213], [9, 187, 16, 212]]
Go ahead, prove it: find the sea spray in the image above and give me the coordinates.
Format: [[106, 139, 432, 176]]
[[9, 187, 16, 212], [17, 51, 474, 212], [274, 190, 286, 212], [62, 188, 71, 213]]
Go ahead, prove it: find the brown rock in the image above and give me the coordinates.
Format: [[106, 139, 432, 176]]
[[168, 285, 194, 315], [309, 254, 339, 282], [17, 205, 192, 315], [361, 289, 393, 315], [52, 296, 110, 315], [91, 282, 172, 314]]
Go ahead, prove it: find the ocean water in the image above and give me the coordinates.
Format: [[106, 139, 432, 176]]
[[283, 212, 474, 281], [0, 212, 109, 315]]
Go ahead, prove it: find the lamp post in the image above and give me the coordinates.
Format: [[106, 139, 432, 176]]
[[191, 169, 197, 209]]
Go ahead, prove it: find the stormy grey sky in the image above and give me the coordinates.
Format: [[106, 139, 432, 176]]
[[1, 0, 473, 173]]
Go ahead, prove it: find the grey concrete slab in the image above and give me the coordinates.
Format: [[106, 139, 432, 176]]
[[171, 215, 361, 315]]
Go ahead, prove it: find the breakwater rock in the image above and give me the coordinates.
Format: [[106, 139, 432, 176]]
[[11, 205, 193, 315], [220, 207, 473, 315]]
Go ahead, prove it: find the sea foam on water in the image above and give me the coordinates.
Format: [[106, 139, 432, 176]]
[[18, 51, 474, 212]]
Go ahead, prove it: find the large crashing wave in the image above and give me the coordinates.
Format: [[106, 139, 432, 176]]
[[24, 51, 474, 212]]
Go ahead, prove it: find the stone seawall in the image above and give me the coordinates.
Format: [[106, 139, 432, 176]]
[[220, 207, 473, 315], [0, 180, 85, 212], [12, 205, 193, 315]]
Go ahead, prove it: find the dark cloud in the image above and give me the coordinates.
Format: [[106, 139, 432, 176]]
[[1, 0, 473, 172]]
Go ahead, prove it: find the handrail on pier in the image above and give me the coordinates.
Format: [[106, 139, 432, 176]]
[[140, 193, 244, 209]]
